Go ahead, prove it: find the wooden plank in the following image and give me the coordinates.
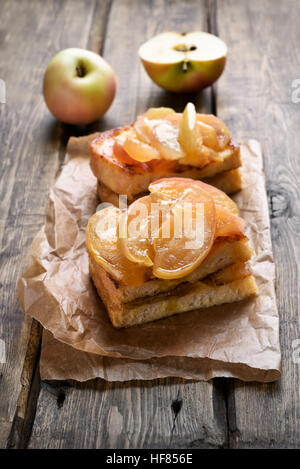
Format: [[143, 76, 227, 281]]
[[5, 319, 42, 449], [28, 0, 228, 449], [28, 378, 226, 449], [0, 0, 111, 448], [216, 0, 300, 448]]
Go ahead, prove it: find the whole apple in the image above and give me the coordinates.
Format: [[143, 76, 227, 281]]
[[43, 48, 116, 125], [139, 32, 227, 93]]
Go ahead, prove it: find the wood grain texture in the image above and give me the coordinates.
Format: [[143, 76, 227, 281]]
[[27, 0, 228, 449], [28, 378, 226, 449], [0, 0, 111, 448], [2, 0, 298, 450], [216, 0, 300, 448], [6, 319, 42, 449]]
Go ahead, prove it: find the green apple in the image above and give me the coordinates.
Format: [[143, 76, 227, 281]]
[[138, 32, 227, 93], [43, 48, 116, 125]]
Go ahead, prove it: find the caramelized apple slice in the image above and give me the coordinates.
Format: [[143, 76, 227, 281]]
[[178, 102, 198, 148], [119, 192, 177, 267], [86, 207, 147, 285], [119, 196, 154, 266], [152, 184, 216, 279], [150, 178, 244, 240], [178, 102, 210, 167], [214, 207, 245, 237], [144, 107, 177, 120], [134, 108, 177, 144], [149, 178, 182, 200], [196, 120, 219, 150], [120, 178, 220, 277], [196, 181, 244, 236], [151, 177, 238, 211], [113, 130, 142, 165], [113, 138, 137, 165], [197, 114, 230, 150], [134, 116, 153, 143], [151, 120, 185, 160], [196, 180, 239, 214], [123, 135, 160, 162]]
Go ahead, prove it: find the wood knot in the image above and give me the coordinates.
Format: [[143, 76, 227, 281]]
[[42, 381, 67, 408], [56, 390, 66, 408], [171, 399, 183, 416], [268, 186, 292, 219]]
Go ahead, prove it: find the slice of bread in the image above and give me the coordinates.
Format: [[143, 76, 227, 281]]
[[120, 269, 257, 328], [90, 259, 257, 328], [203, 168, 242, 195], [89, 235, 253, 304], [90, 127, 241, 199], [97, 168, 242, 205], [89, 232, 257, 327]]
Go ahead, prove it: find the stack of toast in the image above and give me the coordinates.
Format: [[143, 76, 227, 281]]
[[87, 104, 256, 328], [88, 229, 257, 328], [86, 175, 257, 328]]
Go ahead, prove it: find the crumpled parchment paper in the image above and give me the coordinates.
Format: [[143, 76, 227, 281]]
[[18, 135, 281, 382]]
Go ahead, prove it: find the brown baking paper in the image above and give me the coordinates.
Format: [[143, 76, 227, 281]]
[[18, 135, 281, 382], [40, 329, 279, 382]]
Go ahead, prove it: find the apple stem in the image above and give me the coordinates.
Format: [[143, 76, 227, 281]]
[[76, 65, 85, 78]]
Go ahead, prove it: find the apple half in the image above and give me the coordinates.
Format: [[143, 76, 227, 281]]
[[139, 32, 227, 93]]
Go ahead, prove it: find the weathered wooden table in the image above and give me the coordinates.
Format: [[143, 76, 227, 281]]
[[1, 0, 299, 449]]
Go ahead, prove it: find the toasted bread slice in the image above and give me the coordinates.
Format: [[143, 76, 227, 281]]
[[120, 270, 257, 328], [97, 168, 242, 205], [203, 168, 242, 195], [205, 261, 251, 285], [90, 259, 257, 328], [97, 181, 147, 205], [89, 235, 253, 304], [90, 127, 241, 199]]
